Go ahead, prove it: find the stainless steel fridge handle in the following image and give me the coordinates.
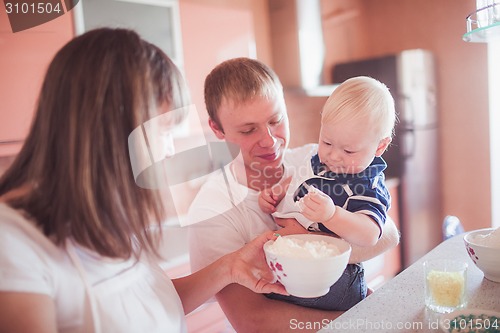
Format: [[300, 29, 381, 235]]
[[401, 127, 416, 159], [398, 94, 416, 159]]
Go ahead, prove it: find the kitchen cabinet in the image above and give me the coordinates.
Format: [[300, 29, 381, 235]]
[[0, 8, 73, 156], [163, 261, 229, 333], [364, 178, 402, 289], [0, 0, 185, 158], [156, 216, 229, 332], [186, 302, 228, 333]]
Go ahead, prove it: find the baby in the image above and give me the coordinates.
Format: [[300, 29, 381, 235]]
[[260, 76, 396, 310]]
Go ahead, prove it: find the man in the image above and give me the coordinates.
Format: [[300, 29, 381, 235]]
[[188, 57, 400, 332]]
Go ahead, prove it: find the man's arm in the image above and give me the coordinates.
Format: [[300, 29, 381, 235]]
[[349, 216, 400, 263], [216, 284, 341, 333]]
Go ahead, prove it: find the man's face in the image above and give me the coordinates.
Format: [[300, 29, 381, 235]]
[[211, 95, 290, 187]]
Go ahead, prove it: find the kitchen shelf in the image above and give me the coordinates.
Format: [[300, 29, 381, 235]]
[[463, 2, 500, 43], [463, 22, 500, 42]]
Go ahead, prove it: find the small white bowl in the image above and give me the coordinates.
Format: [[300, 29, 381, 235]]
[[463, 228, 500, 283], [263, 234, 351, 298]]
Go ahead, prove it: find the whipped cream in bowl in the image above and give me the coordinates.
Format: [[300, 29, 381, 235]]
[[264, 234, 351, 297]]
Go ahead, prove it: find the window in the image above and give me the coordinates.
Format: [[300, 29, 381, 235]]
[[73, 0, 183, 69]]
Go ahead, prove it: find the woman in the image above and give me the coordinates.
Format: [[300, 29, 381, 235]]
[[0, 28, 285, 333]]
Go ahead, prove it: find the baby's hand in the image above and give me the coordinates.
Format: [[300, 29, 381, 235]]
[[258, 176, 293, 214], [300, 188, 336, 223], [259, 188, 278, 214]]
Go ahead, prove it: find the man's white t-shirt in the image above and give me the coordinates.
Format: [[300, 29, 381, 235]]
[[0, 203, 186, 333], [188, 144, 318, 272]]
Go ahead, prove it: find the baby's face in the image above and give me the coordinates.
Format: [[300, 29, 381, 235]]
[[317, 119, 385, 174]]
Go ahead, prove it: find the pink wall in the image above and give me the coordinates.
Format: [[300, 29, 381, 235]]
[[364, 0, 490, 232], [1, 0, 493, 232], [178, 0, 272, 140]]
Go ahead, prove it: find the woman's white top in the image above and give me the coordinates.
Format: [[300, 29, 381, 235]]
[[0, 203, 186, 333]]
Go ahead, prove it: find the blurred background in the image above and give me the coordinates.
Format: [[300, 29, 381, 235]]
[[1, 1, 499, 330]]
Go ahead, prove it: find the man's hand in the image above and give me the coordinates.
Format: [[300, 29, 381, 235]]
[[274, 217, 309, 236]]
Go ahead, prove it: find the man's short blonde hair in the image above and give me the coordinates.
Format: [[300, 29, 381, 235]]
[[204, 57, 284, 131]]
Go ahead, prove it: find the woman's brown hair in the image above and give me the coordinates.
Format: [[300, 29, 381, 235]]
[[0, 28, 190, 259]]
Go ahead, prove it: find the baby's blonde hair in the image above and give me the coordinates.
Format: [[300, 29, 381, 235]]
[[321, 76, 396, 139]]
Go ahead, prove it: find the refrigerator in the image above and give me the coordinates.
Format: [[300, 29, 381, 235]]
[[331, 49, 442, 268]]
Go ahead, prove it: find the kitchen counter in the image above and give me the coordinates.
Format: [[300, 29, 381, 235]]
[[319, 234, 500, 333]]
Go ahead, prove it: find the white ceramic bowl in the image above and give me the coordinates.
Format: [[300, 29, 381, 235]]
[[263, 234, 351, 298], [463, 228, 500, 283]]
